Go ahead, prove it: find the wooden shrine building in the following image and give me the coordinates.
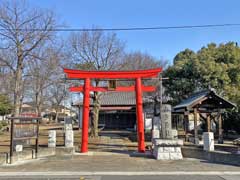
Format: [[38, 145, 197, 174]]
[[173, 89, 236, 144]]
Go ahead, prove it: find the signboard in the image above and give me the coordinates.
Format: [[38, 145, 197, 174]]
[[13, 123, 38, 139], [108, 80, 117, 90], [145, 112, 154, 119], [8, 117, 41, 164]]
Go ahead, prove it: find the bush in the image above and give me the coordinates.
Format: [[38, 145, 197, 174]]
[[0, 94, 12, 116], [0, 121, 8, 131], [223, 106, 240, 134]]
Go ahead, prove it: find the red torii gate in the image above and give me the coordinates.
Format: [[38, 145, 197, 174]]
[[64, 68, 162, 153]]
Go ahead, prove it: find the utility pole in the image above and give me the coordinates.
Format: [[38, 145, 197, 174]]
[[160, 74, 163, 107]]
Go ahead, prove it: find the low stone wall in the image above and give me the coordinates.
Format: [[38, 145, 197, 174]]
[[0, 147, 72, 165], [207, 150, 240, 166], [153, 139, 183, 160], [182, 146, 240, 166], [10, 148, 56, 164], [55, 147, 75, 156], [182, 146, 205, 159], [0, 153, 7, 165]]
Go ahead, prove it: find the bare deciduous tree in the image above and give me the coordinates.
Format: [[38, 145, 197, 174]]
[[0, 0, 57, 116], [119, 52, 167, 89], [49, 81, 68, 123], [120, 51, 166, 70], [26, 45, 63, 116], [68, 30, 124, 137]]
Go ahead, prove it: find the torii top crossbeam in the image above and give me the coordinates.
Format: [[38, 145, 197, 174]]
[[64, 68, 162, 79]]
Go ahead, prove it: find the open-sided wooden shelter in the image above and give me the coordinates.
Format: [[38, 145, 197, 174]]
[[173, 89, 236, 144]]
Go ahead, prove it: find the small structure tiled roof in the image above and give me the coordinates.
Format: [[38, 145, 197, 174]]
[[73, 92, 155, 107], [174, 89, 236, 112], [100, 92, 136, 106]]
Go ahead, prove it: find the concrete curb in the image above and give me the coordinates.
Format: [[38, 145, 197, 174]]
[[182, 146, 240, 166], [0, 171, 239, 176]]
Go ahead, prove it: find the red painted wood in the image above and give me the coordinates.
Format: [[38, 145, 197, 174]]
[[64, 68, 162, 79], [135, 78, 145, 153], [63, 68, 163, 154], [81, 78, 90, 153], [69, 86, 156, 92]]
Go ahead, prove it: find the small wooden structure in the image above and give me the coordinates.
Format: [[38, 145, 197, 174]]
[[173, 89, 235, 144], [8, 116, 41, 164]]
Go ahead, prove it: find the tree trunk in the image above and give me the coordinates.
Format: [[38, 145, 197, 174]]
[[55, 106, 59, 123], [55, 112, 59, 123], [90, 91, 101, 137], [35, 92, 39, 115], [35, 88, 43, 117], [36, 104, 42, 117], [13, 52, 24, 116]]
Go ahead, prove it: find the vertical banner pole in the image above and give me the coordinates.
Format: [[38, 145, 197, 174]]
[[135, 78, 145, 153], [10, 119, 14, 164], [35, 118, 40, 158], [81, 78, 90, 153]]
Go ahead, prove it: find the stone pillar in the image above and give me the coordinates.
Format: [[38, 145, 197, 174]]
[[64, 117, 74, 148], [48, 130, 56, 148], [152, 116, 160, 140], [153, 116, 161, 130], [160, 104, 172, 139], [78, 106, 82, 129], [65, 130, 74, 147], [203, 132, 214, 151], [64, 117, 73, 131], [15, 144, 23, 152], [152, 129, 160, 140]]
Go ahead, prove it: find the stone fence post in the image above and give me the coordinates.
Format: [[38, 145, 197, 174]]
[[203, 132, 214, 151], [48, 130, 56, 148]]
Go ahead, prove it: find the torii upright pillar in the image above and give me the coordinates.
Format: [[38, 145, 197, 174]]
[[135, 78, 145, 152], [81, 78, 90, 153]]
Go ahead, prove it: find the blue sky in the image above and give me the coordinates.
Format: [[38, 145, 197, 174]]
[[29, 0, 240, 63]]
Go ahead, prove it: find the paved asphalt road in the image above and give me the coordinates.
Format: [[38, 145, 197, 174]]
[[0, 175, 239, 180]]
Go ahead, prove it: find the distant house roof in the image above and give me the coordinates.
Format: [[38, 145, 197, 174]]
[[174, 89, 236, 112], [73, 92, 155, 107]]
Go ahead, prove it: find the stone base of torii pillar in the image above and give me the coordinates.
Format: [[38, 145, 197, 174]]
[[152, 104, 183, 160]]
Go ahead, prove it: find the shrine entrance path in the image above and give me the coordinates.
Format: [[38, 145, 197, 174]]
[[88, 131, 141, 154]]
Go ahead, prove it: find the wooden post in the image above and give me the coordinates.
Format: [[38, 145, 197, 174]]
[[193, 108, 199, 144], [35, 118, 40, 159], [218, 110, 223, 144], [184, 114, 188, 142], [207, 114, 211, 132], [10, 119, 14, 164]]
